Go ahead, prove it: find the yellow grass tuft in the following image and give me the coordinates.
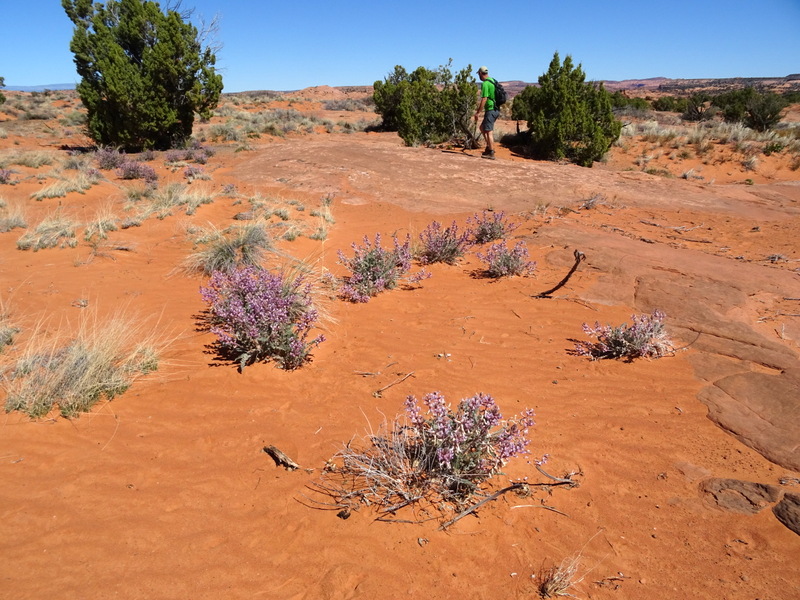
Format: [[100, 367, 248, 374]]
[[2, 308, 171, 418]]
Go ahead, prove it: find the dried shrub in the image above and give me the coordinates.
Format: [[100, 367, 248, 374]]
[[574, 309, 675, 360], [199, 265, 324, 370]]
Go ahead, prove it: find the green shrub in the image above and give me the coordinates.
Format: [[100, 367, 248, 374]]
[[682, 93, 716, 122], [63, 0, 223, 151], [652, 96, 688, 112], [373, 61, 478, 146], [511, 52, 621, 167]]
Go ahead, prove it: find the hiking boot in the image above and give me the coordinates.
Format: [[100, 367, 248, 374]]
[[482, 150, 496, 160], [481, 148, 492, 155]]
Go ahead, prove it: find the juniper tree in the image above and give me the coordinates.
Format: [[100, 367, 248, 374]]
[[0, 77, 5, 105], [511, 52, 621, 167], [62, 0, 223, 151], [373, 61, 478, 147]]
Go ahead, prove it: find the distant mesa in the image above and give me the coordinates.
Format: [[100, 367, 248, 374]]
[[5, 83, 76, 92]]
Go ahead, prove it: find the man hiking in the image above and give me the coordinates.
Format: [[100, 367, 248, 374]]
[[473, 66, 499, 160]]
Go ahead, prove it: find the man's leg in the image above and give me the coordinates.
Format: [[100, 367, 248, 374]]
[[480, 110, 497, 157]]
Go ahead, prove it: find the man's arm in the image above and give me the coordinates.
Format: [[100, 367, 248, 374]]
[[474, 96, 486, 121]]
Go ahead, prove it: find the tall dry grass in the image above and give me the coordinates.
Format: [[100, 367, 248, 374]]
[[2, 309, 170, 418]]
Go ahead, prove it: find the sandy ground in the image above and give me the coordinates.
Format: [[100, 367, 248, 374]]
[[1, 91, 799, 599]]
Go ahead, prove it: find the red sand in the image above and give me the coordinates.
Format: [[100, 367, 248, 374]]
[[1, 91, 798, 599]]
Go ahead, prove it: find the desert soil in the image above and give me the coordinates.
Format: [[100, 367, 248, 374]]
[[1, 89, 799, 599]]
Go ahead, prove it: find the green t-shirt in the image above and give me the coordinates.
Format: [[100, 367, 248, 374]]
[[481, 78, 496, 111]]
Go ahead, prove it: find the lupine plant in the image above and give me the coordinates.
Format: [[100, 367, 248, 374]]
[[477, 240, 537, 278], [200, 265, 324, 370], [416, 220, 473, 265], [574, 309, 675, 360], [337, 233, 427, 302], [94, 147, 125, 170], [316, 391, 537, 516], [467, 210, 518, 244], [117, 161, 158, 183]]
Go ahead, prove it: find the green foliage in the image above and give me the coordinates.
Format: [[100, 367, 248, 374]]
[[682, 93, 715, 121], [372, 61, 478, 146], [712, 88, 788, 131], [610, 91, 650, 111], [62, 0, 223, 151], [744, 92, 788, 132], [652, 96, 688, 113], [511, 52, 622, 167], [0, 76, 5, 105]]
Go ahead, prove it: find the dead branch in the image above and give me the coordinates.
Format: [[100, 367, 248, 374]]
[[511, 503, 570, 517], [534, 250, 586, 298], [263, 445, 301, 471], [373, 371, 415, 398], [640, 220, 704, 232], [439, 482, 524, 530], [534, 464, 582, 488]]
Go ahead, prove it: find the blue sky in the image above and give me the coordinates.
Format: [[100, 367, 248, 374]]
[[3, 0, 799, 93]]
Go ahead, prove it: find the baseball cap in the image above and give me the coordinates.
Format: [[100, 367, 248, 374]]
[[477, 66, 489, 75]]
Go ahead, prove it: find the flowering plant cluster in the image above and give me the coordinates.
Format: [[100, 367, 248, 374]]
[[574, 309, 675, 360], [165, 145, 214, 165], [477, 240, 537, 278], [117, 161, 158, 183], [318, 391, 537, 516], [200, 265, 324, 370], [403, 391, 536, 498], [183, 165, 206, 181], [467, 210, 519, 244], [95, 147, 125, 170], [416, 220, 473, 265], [337, 233, 425, 302]]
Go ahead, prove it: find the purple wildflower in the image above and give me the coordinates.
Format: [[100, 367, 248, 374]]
[[575, 309, 674, 360], [477, 240, 537, 278], [199, 265, 324, 370]]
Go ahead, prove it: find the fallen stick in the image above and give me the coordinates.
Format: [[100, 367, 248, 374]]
[[535, 464, 582, 488], [439, 483, 524, 530], [373, 371, 415, 398], [510, 504, 570, 517], [534, 249, 586, 298], [263, 445, 301, 471]]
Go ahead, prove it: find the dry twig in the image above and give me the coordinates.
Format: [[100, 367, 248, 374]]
[[534, 250, 586, 298], [263, 445, 301, 471]]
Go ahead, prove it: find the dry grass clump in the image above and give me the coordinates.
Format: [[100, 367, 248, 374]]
[[0, 150, 56, 169], [536, 554, 584, 598], [0, 296, 20, 353], [130, 183, 216, 219], [183, 221, 274, 275], [0, 199, 27, 233], [2, 309, 167, 418], [83, 204, 120, 241], [16, 210, 79, 251], [30, 170, 101, 200]]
